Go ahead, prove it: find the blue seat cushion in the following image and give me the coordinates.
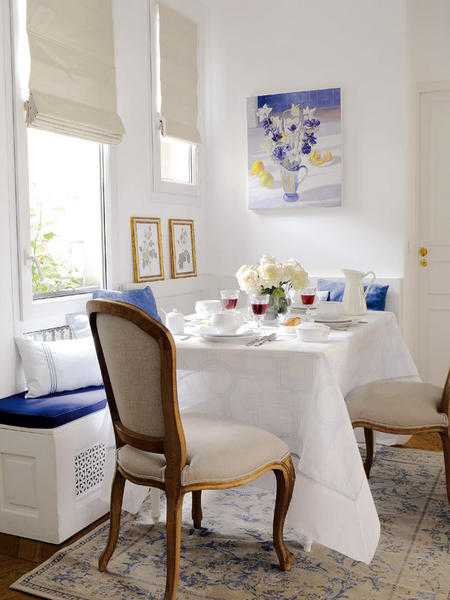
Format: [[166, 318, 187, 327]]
[[0, 386, 107, 429], [92, 287, 161, 322], [317, 279, 389, 311]]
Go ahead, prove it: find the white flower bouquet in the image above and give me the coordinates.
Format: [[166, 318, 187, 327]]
[[236, 255, 309, 317]]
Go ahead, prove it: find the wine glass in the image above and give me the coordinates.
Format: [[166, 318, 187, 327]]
[[250, 294, 270, 329], [301, 286, 317, 306], [220, 289, 240, 310]]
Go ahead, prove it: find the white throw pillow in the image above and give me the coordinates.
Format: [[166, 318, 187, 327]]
[[15, 336, 103, 398], [66, 312, 91, 339]]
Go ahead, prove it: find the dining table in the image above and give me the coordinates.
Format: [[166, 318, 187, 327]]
[[171, 310, 418, 564]]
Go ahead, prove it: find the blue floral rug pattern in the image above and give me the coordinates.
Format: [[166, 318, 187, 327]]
[[12, 447, 450, 599]]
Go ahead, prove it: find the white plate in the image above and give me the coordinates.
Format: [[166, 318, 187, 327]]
[[315, 317, 353, 324], [315, 319, 353, 331], [200, 333, 256, 343], [290, 304, 318, 311], [190, 326, 254, 338]]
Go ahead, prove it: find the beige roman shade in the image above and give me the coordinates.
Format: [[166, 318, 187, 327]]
[[25, 0, 125, 144], [159, 4, 200, 144]]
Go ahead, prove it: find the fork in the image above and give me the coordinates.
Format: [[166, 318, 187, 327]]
[[251, 333, 277, 347], [246, 334, 269, 347]]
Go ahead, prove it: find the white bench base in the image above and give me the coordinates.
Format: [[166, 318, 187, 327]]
[[0, 408, 116, 544]]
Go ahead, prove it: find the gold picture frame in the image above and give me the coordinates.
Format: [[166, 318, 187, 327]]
[[168, 219, 197, 279], [130, 217, 164, 283]]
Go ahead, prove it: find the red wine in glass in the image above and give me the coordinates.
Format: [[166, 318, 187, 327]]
[[251, 302, 269, 315], [301, 293, 315, 305], [223, 298, 238, 310], [220, 289, 239, 310], [250, 294, 270, 328]]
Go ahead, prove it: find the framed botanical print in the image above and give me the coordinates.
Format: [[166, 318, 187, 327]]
[[130, 217, 164, 283], [168, 219, 197, 279]]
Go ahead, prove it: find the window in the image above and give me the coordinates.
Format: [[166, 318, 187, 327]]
[[152, 2, 200, 195], [160, 136, 197, 185], [27, 129, 106, 299]]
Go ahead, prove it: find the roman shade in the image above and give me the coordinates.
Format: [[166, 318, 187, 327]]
[[159, 4, 200, 144], [25, 0, 125, 144]]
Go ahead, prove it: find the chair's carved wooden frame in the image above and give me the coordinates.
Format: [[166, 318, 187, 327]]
[[352, 373, 450, 504], [87, 299, 296, 600]]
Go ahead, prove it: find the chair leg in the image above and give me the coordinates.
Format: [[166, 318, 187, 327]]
[[99, 467, 126, 572], [192, 490, 202, 529], [164, 490, 184, 600], [439, 432, 450, 505], [364, 428, 375, 479], [273, 456, 295, 572]]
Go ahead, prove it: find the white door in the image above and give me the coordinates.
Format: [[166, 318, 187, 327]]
[[418, 89, 450, 385]]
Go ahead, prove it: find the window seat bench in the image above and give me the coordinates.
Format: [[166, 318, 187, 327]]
[[0, 386, 116, 544]]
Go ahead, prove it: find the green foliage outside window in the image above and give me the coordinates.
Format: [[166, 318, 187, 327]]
[[31, 207, 83, 296]]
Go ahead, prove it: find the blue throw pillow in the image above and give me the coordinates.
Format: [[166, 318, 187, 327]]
[[365, 284, 389, 311], [92, 287, 161, 322], [317, 279, 389, 311]]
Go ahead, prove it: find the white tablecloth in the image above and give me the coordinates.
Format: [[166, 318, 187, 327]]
[[175, 312, 418, 563]]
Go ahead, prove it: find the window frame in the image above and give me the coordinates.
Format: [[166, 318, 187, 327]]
[[9, 0, 110, 325], [148, 0, 200, 200]]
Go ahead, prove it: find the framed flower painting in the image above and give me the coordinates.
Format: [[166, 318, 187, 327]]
[[247, 87, 342, 209], [130, 217, 164, 283], [169, 219, 197, 279]]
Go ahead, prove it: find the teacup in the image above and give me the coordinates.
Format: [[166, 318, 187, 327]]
[[296, 323, 330, 342], [211, 311, 239, 334], [195, 300, 222, 317], [316, 301, 344, 320]]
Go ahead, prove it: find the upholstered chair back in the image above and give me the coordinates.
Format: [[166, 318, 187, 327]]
[[96, 313, 164, 437], [87, 300, 187, 474]]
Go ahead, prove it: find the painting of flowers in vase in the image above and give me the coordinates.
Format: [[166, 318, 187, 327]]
[[247, 87, 342, 209]]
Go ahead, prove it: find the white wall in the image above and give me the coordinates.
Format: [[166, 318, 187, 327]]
[[409, 0, 450, 83], [203, 0, 410, 283]]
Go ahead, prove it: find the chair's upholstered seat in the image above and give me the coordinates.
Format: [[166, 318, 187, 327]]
[[346, 380, 448, 430], [118, 413, 290, 486]]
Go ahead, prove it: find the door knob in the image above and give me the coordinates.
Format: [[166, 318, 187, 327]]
[[419, 247, 428, 267]]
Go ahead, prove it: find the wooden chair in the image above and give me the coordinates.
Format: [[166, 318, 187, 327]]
[[346, 375, 450, 504], [87, 299, 296, 600]]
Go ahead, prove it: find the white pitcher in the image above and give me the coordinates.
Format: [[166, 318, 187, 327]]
[[342, 269, 376, 316]]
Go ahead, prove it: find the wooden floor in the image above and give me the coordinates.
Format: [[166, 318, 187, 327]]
[[0, 514, 108, 600], [0, 433, 444, 600]]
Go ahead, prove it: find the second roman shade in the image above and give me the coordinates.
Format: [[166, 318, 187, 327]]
[[159, 3, 200, 144]]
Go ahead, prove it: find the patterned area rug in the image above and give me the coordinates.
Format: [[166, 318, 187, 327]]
[[12, 447, 449, 600]]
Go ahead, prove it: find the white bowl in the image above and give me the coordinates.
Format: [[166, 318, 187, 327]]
[[211, 311, 240, 334], [296, 323, 330, 342], [316, 301, 344, 320], [195, 300, 222, 317]]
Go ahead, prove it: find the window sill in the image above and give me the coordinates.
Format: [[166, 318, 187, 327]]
[[20, 293, 93, 333], [154, 177, 199, 200]]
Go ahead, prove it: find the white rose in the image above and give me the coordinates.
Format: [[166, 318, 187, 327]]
[[236, 264, 250, 279], [258, 262, 282, 288], [237, 266, 261, 294], [290, 266, 309, 290], [282, 261, 297, 281]]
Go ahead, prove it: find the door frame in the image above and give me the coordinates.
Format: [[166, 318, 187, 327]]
[[410, 81, 450, 377]]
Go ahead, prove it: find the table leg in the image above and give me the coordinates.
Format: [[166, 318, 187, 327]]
[[150, 487, 161, 523]]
